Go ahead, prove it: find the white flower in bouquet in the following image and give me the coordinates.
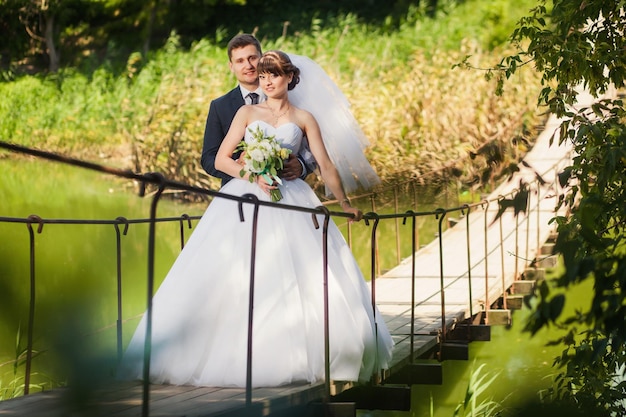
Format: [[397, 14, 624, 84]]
[[235, 125, 293, 202]]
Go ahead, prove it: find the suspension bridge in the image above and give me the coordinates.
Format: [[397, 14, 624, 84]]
[[0, 87, 606, 417]]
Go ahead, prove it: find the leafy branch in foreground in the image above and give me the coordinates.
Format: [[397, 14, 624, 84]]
[[471, 0, 626, 413]]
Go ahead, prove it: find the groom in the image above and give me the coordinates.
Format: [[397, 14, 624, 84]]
[[201, 33, 315, 185]]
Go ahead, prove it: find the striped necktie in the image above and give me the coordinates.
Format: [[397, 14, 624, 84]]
[[247, 92, 259, 105]]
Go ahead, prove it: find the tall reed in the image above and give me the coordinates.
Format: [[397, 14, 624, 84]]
[[0, 0, 542, 199]]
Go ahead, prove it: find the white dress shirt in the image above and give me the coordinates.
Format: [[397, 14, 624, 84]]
[[240, 86, 265, 105]]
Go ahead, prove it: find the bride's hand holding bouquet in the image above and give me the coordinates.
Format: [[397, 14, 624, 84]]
[[235, 125, 292, 202]]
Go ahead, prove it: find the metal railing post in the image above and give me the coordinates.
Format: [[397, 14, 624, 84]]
[[394, 186, 401, 265], [238, 194, 261, 407], [113, 217, 129, 363], [141, 173, 166, 417], [24, 215, 43, 395], [369, 195, 380, 277], [482, 200, 490, 324], [402, 211, 418, 362], [497, 196, 507, 309], [436, 208, 447, 343], [365, 213, 381, 381], [178, 214, 192, 250], [317, 206, 332, 402], [462, 205, 473, 317]]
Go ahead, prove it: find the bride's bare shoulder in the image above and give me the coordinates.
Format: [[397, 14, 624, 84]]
[[292, 107, 320, 135], [235, 103, 268, 123], [292, 106, 315, 122]]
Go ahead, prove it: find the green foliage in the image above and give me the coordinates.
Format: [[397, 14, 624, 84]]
[[486, 0, 626, 412], [547, 100, 626, 411], [0, 325, 51, 400], [0, 0, 544, 201], [452, 363, 501, 417], [0, 0, 457, 74]]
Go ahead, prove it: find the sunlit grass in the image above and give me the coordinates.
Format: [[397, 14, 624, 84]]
[[0, 0, 542, 195]]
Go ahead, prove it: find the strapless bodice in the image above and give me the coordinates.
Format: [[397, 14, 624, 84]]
[[244, 120, 304, 154]]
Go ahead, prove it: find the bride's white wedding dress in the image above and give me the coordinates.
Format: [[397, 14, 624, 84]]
[[118, 120, 393, 387]]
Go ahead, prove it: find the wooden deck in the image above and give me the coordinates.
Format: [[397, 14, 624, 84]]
[[0, 105, 581, 416]]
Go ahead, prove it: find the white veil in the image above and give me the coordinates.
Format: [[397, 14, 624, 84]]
[[287, 54, 381, 196]]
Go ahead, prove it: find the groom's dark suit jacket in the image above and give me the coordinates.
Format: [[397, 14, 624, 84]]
[[201, 86, 245, 186], [201, 86, 316, 187]]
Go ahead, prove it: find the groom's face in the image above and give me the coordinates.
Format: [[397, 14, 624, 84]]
[[229, 45, 261, 90]]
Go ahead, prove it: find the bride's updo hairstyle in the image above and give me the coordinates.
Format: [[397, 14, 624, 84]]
[[257, 50, 301, 91]]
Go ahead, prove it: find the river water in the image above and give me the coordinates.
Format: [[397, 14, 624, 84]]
[[0, 159, 582, 415]]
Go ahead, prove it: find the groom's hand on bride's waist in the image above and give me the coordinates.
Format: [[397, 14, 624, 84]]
[[279, 154, 304, 181], [236, 151, 246, 165]]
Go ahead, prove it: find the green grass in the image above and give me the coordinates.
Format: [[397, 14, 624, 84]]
[[0, 0, 543, 195]]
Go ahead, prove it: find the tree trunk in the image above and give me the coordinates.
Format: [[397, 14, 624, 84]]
[[44, 13, 59, 72], [143, 0, 159, 56], [427, 0, 438, 18]]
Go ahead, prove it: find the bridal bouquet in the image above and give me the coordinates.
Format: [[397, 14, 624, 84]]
[[236, 125, 292, 202]]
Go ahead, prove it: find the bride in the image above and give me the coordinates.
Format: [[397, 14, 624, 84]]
[[118, 50, 393, 387]]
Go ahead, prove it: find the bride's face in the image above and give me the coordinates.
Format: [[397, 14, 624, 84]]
[[259, 72, 292, 98]]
